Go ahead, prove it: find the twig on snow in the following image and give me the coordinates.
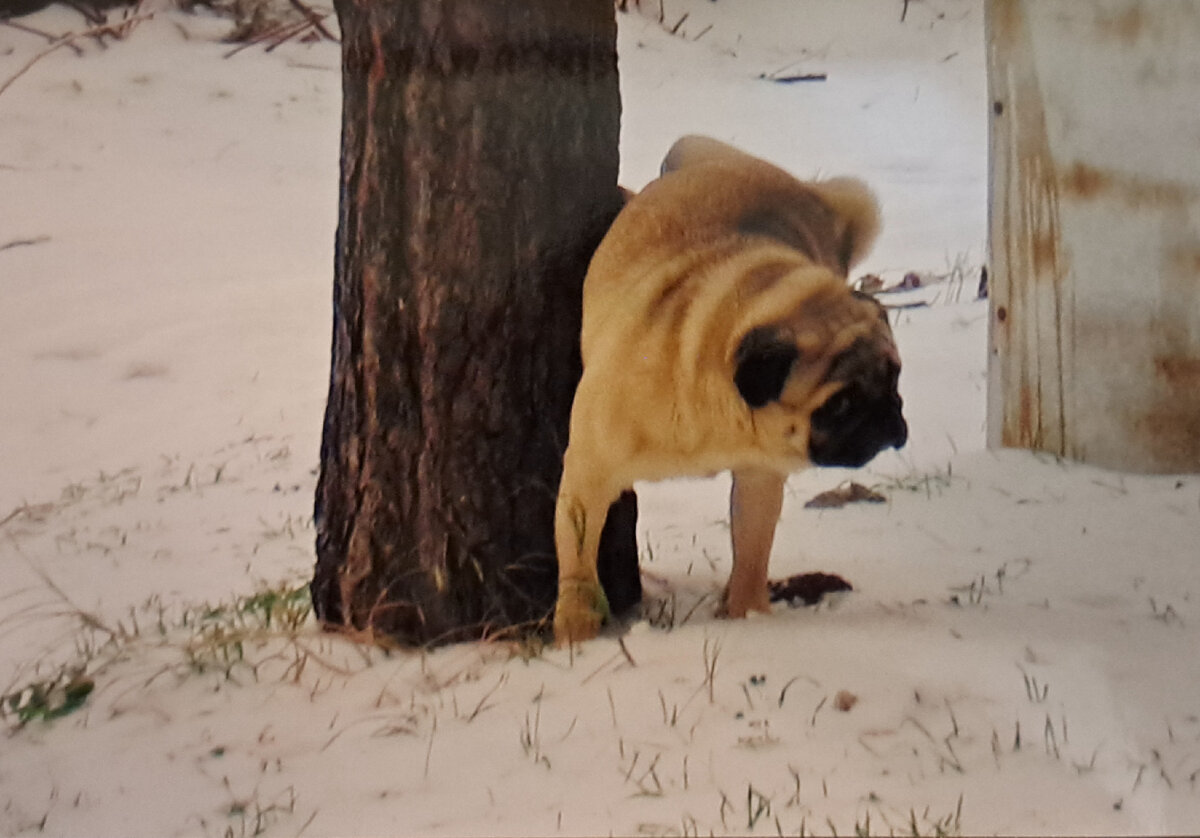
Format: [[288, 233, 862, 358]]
[[223, 11, 335, 59], [287, 0, 337, 42], [1, 18, 85, 54], [882, 300, 931, 311], [761, 72, 827, 84], [0, 235, 50, 253], [0, 12, 154, 100], [0, 505, 26, 527]]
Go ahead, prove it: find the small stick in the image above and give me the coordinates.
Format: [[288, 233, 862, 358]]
[[1, 19, 85, 54], [768, 73, 828, 84], [882, 300, 931, 311], [264, 19, 317, 53], [223, 21, 290, 58], [0, 235, 50, 252], [287, 0, 337, 42], [0, 14, 154, 100], [0, 33, 78, 99], [0, 506, 25, 527]]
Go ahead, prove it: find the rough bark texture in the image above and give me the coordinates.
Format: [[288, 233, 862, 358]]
[[313, 0, 639, 645]]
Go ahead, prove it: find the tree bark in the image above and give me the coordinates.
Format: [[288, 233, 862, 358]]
[[312, 0, 639, 645]]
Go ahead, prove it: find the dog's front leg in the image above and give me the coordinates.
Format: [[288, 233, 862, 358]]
[[553, 456, 617, 644], [724, 468, 785, 618]]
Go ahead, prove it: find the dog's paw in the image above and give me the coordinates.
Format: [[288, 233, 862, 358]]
[[720, 586, 772, 620], [554, 579, 610, 645]]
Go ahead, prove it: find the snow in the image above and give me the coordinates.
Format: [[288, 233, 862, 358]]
[[1, 1, 1198, 835]]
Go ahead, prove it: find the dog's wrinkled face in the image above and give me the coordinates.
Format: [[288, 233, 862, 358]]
[[733, 291, 907, 469], [808, 336, 907, 467]]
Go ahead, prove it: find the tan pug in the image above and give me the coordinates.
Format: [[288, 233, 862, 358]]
[[554, 136, 907, 643]]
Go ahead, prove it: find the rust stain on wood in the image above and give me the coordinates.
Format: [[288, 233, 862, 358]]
[[1031, 232, 1060, 276], [1137, 400, 1200, 467], [1058, 162, 1107, 200], [1017, 383, 1035, 444], [1059, 161, 1194, 209], [1094, 5, 1145, 46], [1155, 356, 1200, 385], [1170, 245, 1200, 275]]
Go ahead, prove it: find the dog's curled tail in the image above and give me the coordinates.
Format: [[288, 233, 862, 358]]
[[660, 134, 749, 176], [657, 134, 881, 274], [810, 176, 881, 272]]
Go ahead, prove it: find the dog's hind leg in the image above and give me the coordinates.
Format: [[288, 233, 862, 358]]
[[724, 468, 785, 618]]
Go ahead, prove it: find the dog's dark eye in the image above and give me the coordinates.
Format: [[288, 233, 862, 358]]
[[825, 388, 855, 420]]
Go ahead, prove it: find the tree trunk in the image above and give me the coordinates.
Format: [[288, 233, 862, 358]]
[[312, 0, 640, 645]]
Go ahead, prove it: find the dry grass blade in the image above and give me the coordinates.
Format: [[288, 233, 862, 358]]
[[617, 636, 637, 667], [465, 672, 508, 722], [20, 555, 118, 639]]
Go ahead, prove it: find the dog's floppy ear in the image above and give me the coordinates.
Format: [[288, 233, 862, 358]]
[[734, 326, 800, 408], [810, 177, 881, 274]]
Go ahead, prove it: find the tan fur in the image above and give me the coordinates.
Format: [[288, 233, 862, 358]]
[[554, 136, 898, 643]]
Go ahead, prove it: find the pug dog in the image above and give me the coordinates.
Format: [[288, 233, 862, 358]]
[[554, 136, 907, 643]]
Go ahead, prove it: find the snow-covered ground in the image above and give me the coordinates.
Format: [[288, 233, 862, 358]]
[[1, 1, 1198, 835]]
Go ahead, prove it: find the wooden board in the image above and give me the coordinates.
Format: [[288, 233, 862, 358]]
[[986, 0, 1200, 473]]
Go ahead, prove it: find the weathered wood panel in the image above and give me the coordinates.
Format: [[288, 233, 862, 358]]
[[987, 0, 1200, 473]]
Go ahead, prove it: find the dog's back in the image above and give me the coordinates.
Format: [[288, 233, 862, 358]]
[[588, 136, 878, 297]]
